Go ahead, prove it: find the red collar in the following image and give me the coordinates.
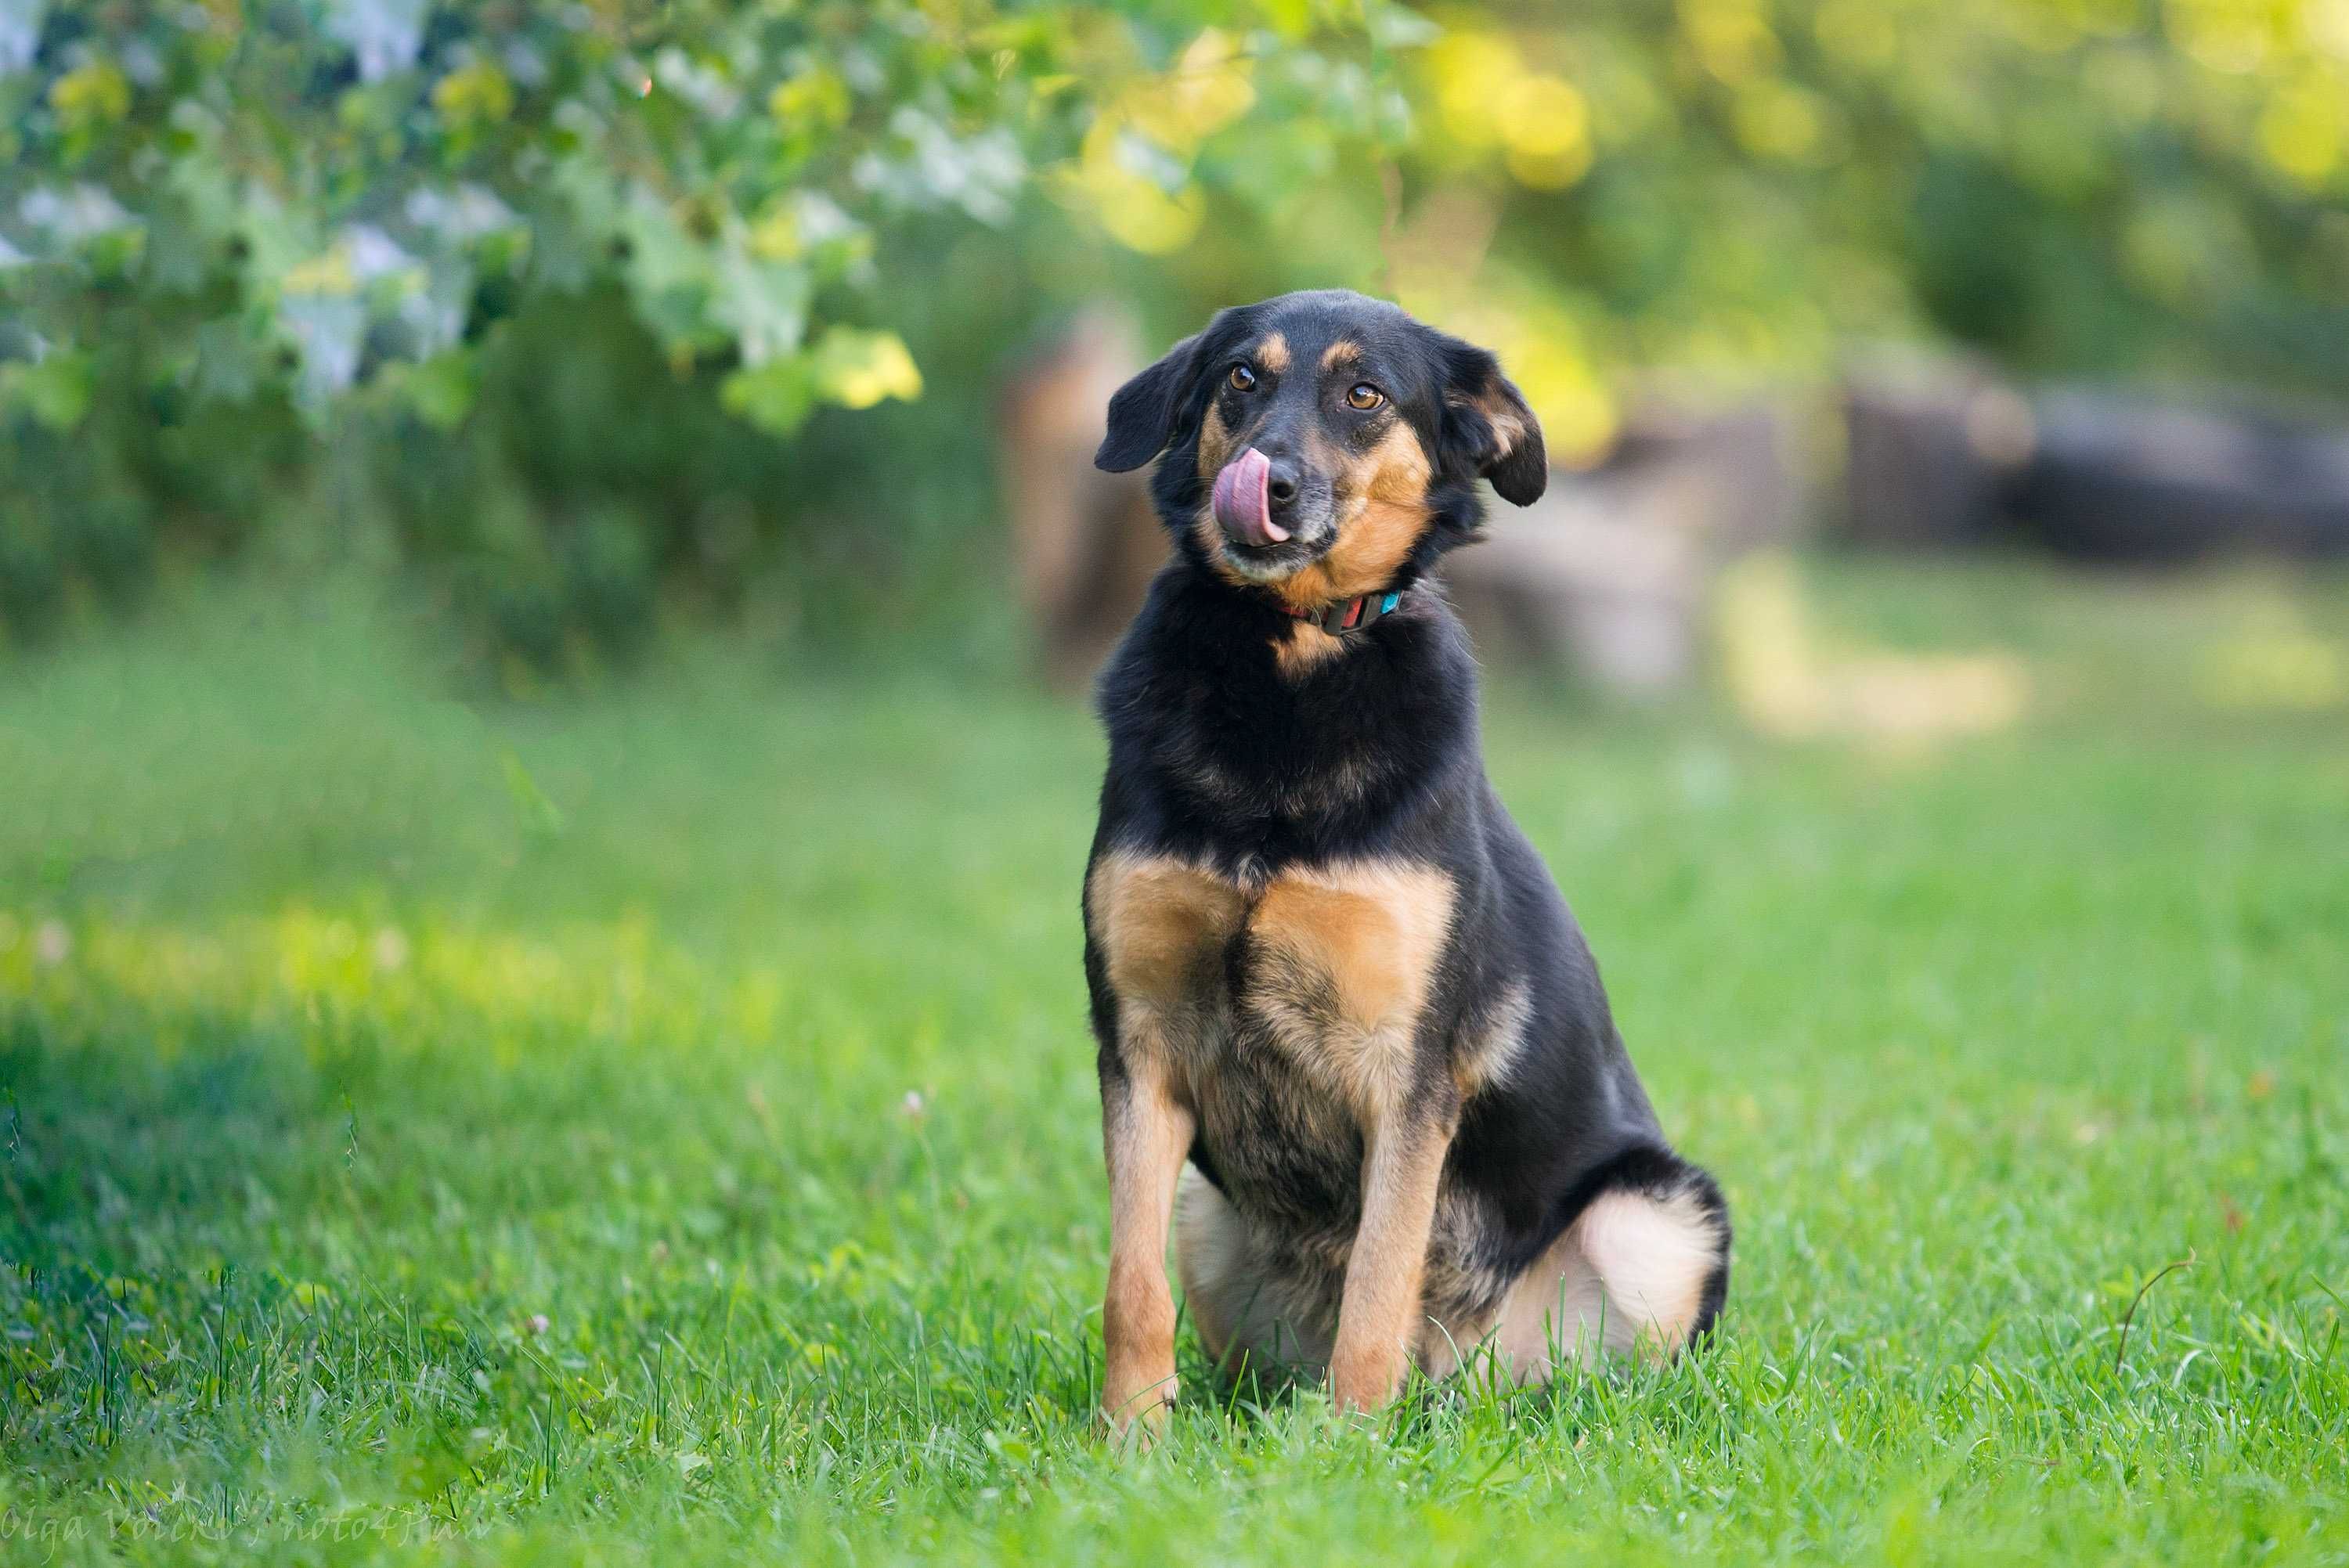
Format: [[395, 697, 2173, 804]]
[[1279, 589, 1404, 636]]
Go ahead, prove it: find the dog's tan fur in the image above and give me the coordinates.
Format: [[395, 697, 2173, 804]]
[[1270, 620, 1347, 676], [1451, 979, 1535, 1100], [1090, 855, 1247, 1016], [1196, 402, 1236, 480], [1243, 861, 1456, 1126]]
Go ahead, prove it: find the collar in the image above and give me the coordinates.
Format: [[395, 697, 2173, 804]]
[[1279, 589, 1404, 636]]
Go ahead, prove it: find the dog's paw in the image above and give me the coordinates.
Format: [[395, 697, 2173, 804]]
[[1327, 1343, 1403, 1416], [1097, 1374, 1178, 1451]]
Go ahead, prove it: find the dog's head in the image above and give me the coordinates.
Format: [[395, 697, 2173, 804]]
[[1094, 290, 1546, 604]]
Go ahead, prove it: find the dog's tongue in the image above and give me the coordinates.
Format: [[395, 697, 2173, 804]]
[[1211, 447, 1288, 546]]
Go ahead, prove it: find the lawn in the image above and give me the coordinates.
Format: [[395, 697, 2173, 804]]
[[4, 561, 2346, 1566]]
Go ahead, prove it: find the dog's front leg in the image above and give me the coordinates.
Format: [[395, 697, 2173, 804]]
[[1099, 1059, 1194, 1444], [1329, 1105, 1456, 1414]]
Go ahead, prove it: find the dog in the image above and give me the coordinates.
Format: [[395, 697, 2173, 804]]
[[1081, 290, 1730, 1439]]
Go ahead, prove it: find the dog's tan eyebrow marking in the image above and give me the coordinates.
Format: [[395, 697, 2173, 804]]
[[1321, 340, 1362, 371], [1254, 333, 1290, 373]]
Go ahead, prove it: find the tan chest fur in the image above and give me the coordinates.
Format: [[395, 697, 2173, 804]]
[[1088, 851, 1456, 1130]]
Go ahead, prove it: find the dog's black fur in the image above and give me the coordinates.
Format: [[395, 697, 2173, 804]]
[[1081, 291, 1727, 1421]]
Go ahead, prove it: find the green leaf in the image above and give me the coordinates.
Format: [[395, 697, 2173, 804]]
[[712, 229, 811, 367], [1364, 1, 1443, 50], [619, 187, 720, 356], [716, 325, 919, 434], [720, 357, 821, 436], [2, 352, 96, 432], [810, 327, 922, 410], [401, 348, 478, 431]]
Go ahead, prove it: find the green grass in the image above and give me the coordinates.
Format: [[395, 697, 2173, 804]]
[[3, 562, 2346, 1566]]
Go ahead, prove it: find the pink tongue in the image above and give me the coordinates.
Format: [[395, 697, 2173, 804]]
[[1211, 447, 1288, 546]]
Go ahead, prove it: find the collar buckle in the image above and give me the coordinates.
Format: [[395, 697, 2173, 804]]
[[1288, 589, 1403, 636]]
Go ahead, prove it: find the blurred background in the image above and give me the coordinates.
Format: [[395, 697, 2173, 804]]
[[2, 0, 2345, 719]]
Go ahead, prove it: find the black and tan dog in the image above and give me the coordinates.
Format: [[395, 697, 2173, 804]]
[[1080, 290, 1729, 1437]]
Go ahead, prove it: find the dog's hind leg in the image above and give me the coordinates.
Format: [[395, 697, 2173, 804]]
[[1174, 1165, 1333, 1383], [1487, 1152, 1730, 1379]]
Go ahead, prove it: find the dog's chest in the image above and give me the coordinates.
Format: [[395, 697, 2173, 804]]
[[1088, 851, 1456, 1214]]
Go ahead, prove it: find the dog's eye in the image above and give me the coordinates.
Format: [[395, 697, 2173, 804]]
[[1228, 364, 1257, 392], [1345, 383, 1384, 411]]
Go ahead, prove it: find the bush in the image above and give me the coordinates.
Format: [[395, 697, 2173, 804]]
[[0, 2, 1415, 658], [3, 1, 2345, 660]]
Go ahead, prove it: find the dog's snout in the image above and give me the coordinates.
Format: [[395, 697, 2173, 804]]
[[1212, 430, 1329, 556], [1265, 462, 1300, 512]]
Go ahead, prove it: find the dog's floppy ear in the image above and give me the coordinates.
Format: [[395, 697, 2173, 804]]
[[1095, 330, 1207, 473], [1439, 342, 1548, 506]]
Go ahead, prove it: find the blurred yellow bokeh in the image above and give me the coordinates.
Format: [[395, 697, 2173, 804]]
[[1058, 28, 1253, 254], [2258, 75, 2345, 182]]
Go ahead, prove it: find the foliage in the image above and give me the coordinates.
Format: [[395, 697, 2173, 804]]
[[2, 0, 2348, 658], [0, 1, 1414, 433], [0, 0, 1420, 656], [2, 564, 2347, 1559]]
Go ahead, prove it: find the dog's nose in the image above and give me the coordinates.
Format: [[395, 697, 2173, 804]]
[[1265, 461, 1301, 514]]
